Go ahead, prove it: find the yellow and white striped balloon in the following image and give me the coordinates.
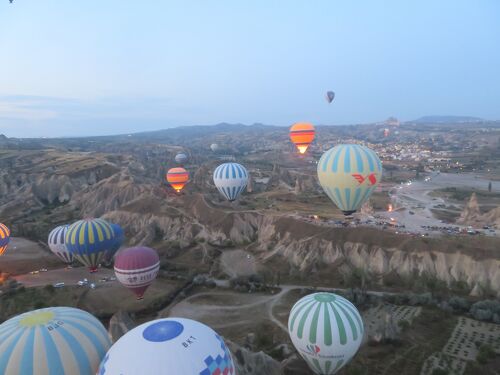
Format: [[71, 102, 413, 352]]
[[0, 307, 111, 375], [317, 144, 382, 215]]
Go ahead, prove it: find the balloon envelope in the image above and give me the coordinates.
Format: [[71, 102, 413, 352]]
[[98, 318, 235, 375], [114, 246, 160, 299], [0, 222, 10, 256], [175, 153, 188, 164], [210, 143, 219, 152], [326, 91, 335, 103], [213, 163, 249, 202], [166, 167, 189, 192], [47, 225, 73, 264], [288, 293, 364, 375], [290, 123, 315, 154], [317, 144, 382, 215], [0, 306, 111, 375], [104, 223, 124, 262], [65, 218, 115, 272]]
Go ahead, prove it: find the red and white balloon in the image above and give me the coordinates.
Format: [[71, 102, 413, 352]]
[[114, 247, 160, 299]]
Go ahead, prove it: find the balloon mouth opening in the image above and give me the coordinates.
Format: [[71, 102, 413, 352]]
[[342, 210, 356, 216], [297, 146, 309, 154], [136, 296, 144, 300], [89, 267, 98, 273], [170, 183, 186, 192]]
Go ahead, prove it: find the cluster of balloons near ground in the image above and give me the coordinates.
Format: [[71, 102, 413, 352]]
[[47, 218, 159, 300], [166, 121, 382, 216], [0, 291, 363, 375]]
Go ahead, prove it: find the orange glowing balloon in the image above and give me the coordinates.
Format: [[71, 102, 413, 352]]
[[290, 122, 315, 154], [166, 167, 189, 192]]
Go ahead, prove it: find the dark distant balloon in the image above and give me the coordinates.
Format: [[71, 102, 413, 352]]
[[326, 91, 335, 103], [175, 153, 188, 164]]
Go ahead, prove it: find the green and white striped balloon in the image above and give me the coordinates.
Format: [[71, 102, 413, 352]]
[[288, 293, 364, 374]]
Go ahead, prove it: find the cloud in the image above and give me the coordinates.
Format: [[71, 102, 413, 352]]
[[0, 95, 190, 137]]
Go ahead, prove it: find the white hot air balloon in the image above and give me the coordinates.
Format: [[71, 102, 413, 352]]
[[213, 163, 249, 202], [175, 153, 188, 164], [47, 225, 73, 264], [97, 318, 236, 375], [288, 292, 364, 374], [210, 143, 219, 152]]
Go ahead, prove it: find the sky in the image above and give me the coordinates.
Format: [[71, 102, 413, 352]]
[[0, 1, 499, 137]]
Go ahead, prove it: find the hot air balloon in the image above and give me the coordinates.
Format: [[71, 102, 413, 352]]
[[290, 122, 315, 154], [166, 167, 189, 192], [175, 152, 188, 164], [288, 293, 364, 375], [0, 306, 111, 375], [383, 128, 390, 137], [114, 246, 160, 299], [65, 218, 115, 272], [326, 91, 335, 103], [97, 318, 235, 375], [0, 223, 10, 256], [317, 144, 382, 215], [210, 143, 219, 152], [104, 223, 125, 263], [47, 225, 73, 264], [213, 162, 248, 202]]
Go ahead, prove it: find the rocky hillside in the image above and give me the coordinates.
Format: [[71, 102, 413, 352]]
[[2, 148, 500, 297], [458, 193, 500, 228]]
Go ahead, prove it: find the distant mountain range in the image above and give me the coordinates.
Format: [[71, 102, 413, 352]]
[[412, 115, 483, 124]]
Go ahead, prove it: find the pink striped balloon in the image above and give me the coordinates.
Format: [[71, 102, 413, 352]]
[[114, 247, 160, 300]]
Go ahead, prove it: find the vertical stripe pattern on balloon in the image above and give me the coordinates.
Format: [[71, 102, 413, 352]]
[[213, 163, 249, 201], [288, 293, 364, 375], [0, 307, 111, 375], [65, 219, 115, 270], [317, 144, 382, 214], [48, 225, 73, 264], [0, 223, 10, 256]]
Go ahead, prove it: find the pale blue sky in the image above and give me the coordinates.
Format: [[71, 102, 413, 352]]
[[0, 1, 499, 137]]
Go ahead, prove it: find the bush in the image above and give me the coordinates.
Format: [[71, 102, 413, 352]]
[[43, 284, 55, 294], [398, 320, 411, 331], [470, 300, 500, 322], [431, 369, 449, 375], [477, 344, 496, 364]]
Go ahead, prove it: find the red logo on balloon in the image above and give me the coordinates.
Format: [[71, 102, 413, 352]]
[[352, 173, 377, 185]]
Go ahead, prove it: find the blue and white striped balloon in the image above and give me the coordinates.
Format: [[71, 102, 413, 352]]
[[213, 163, 249, 202], [317, 144, 382, 215], [47, 225, 73, 264], [0, 307, 111, 375]]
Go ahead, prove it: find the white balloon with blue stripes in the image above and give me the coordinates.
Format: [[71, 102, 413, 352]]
[[47, 225, 73, 264], [213, 162, 249, 202]]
